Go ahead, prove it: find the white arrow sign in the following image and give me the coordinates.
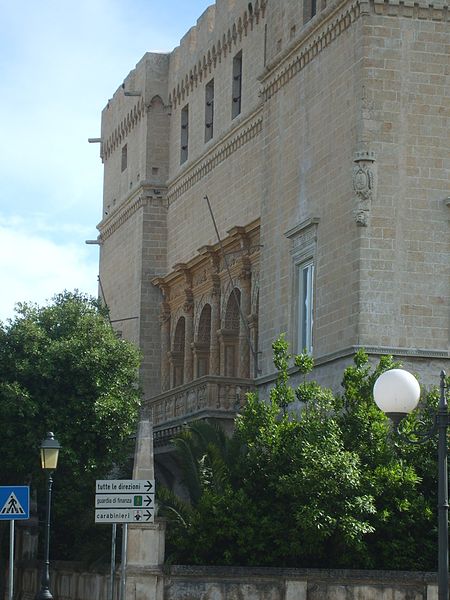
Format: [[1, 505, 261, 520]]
[[96, 480, 154, 494], [95, 508, 154, 523], [95, 494, 154, 509]]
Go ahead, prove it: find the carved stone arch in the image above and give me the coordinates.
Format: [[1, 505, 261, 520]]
[[194, 303, 212, 378], [149, 94, 164, 108], [221, 278, 241, 318], [171, 314, 186, 387], [221, 288, 241, 377], [170, 309, 184, 346]]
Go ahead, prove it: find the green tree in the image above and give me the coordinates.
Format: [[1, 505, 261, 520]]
[[0, 291, 141, 561], [160, 336, 439, 570]]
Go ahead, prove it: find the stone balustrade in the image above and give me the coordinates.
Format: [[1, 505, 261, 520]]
[[143, 375, 254, 448]]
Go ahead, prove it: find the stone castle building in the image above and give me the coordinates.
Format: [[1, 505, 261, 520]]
[[93, 0, 449, 480]]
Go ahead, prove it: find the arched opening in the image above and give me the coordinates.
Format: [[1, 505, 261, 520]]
[[172, 317, 185, 387], [195, 304, 212, 378], [223, 289, 241, 377]]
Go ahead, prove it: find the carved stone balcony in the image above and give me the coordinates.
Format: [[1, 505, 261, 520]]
[[144, 376, 255, 451]]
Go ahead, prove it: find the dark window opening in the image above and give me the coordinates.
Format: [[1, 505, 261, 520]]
[[180, 105, 189, 164], [121, 144, 127, 172], [205, 79, 214, 142], [232, 51, 242, 119]]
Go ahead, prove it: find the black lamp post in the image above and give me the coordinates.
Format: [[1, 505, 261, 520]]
[[373, 369, 448, 600], [35, 432, 61, 600]]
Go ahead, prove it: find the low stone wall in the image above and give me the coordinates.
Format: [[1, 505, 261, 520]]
[[166, 565, 439, 600], [11, 561, 114, 600], [11, 562, 441, 600]]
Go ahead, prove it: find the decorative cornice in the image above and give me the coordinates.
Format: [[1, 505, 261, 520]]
[[260, 0, 362, 101], [169, 0, 267, 110], [97, 184, 167, 242], [167, 108, 263, 204], [103, 98, 146, 161]]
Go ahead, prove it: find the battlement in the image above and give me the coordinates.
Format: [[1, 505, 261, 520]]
[[168, 0, 267, 109]]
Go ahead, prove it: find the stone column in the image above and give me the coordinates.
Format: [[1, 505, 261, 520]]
[[183, 291, 194, 383], [160, 301, 171, 392], [218, 331, 226, 375], [126, 416, 165, 600], [209, 275, 221, 375], [248, 313, 258, 379], [238, 259, 251, 379], [192, 344, 199, 379], [168, 352, 175, 389]]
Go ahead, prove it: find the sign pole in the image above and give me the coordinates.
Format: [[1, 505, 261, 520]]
[[109, 523, 117, 600], [8, 520, 14, 600], [119, 523, 127, 600]]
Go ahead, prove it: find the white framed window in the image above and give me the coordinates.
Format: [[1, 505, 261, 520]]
[[285, 217, 319, 356], [297, 260, 314, 354]]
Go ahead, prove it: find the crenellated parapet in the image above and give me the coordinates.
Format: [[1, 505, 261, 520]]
[[168, 0, 267, 109], [102, 98, 146, 161]]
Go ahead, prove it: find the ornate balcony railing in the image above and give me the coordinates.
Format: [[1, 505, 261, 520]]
[[143, 375, 254, 449]]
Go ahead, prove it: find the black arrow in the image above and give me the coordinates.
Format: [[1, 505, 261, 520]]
[[144, 481, 153, 492], [144, 510, 153, 522], [144, 495, 154, 507]]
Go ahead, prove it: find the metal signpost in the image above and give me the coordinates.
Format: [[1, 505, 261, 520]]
[[0, 486, 30, 600], [95, 480, 155, 600]]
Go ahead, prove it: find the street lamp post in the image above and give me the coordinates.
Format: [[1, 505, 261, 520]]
[[35, 432, 61, 600], [373, 369, 448, 600]]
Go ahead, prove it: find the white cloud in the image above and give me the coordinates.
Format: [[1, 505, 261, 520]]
[[0, 221, 99, 323]]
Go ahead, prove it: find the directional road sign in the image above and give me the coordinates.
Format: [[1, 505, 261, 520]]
[[0, 486, 30, 520], [95, 480, 155, 523], [96, 480, 154, 494], [95, 494, 154, 509], [95, 508, 154, 524]]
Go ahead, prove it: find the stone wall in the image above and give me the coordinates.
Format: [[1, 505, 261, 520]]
[[96, 0, 450, 402], [10, 563, 442, 600]]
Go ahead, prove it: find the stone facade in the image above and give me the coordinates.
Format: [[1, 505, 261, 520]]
[[95, 0, 450, 451]]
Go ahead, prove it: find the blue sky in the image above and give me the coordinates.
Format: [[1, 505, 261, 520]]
[[0, 0, 212, 322]]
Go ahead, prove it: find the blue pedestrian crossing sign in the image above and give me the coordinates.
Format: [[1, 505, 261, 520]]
[[0, 486, 30, 520]]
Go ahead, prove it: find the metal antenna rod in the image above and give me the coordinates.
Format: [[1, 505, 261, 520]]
[[204, 194, 259, 377]]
